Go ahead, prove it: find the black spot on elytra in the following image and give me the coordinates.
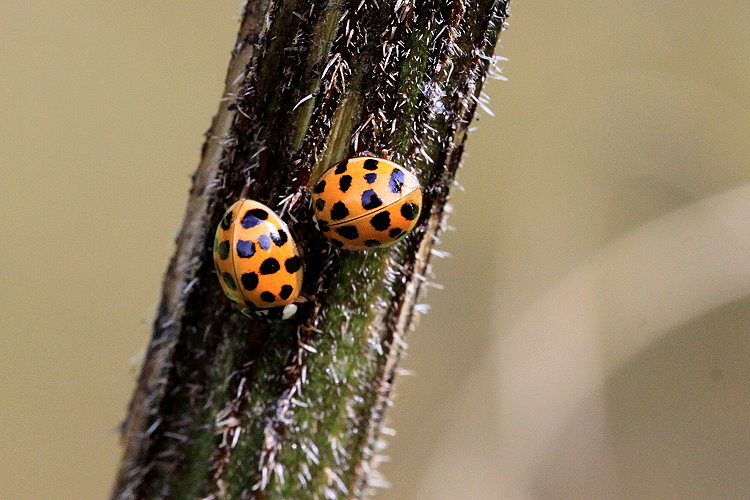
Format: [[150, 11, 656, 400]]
[[370, 211, 391, 231], [279, 285, 293, 300], [313, 180, 326, 193], [258, 233, 271, 250], [339, 175, 352, 192], [285, 256, 302, 273], [241, 208, 268, 228], [237, 240, 255, 258], [330, 238, 344, 248], [315, 198, 325, 211], [364, 240, 382, 247], [260, 258, 280, 275], [389, 228, 403, 238], [388, 168, 405, 193], [241, 272, 258, 291], [317, 220, 330, 232], [361, 189, 383, 210], [271, 229, 288, 247], [330, 201, 349, 221], [364, 172, 377, 184], [220, 210, 233, 230], [401, 202, 419, 220], [260, 291, 275, 302], [363, 159, 379, 171], [217, 240, 230, 260], [335, 225, 359, 240], [223, 272, 237, 290], [334, 161, 348, 174]]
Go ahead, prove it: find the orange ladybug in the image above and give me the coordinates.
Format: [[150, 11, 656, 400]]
[[311, 157, 422, 251], [213, 199, 303, 320]]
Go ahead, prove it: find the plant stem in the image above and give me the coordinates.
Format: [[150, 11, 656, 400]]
[[112, 1, 510, 498]]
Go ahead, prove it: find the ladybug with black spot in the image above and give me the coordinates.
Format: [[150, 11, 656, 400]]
[[213, 199, 303, 320], [311, 156, 423, 251]]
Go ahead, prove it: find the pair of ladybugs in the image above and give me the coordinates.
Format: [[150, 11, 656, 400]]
[[212, 156, 423, 320]]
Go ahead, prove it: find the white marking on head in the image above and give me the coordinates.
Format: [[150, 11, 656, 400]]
[[281, 304, 298, 320]]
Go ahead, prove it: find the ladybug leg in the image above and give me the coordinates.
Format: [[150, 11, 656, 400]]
[[278, 189, 304, 219], [239, 183, 250, 199], [240, 304, 299, 322], [353, 149, 391, 160], [293, 294, 310, 304]]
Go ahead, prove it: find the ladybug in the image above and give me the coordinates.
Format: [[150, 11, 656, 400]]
[[311, 156, 423, 251], [213, 199, 303, 320]]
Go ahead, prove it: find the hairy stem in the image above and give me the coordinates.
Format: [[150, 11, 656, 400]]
[[112, 1, 510, 498]]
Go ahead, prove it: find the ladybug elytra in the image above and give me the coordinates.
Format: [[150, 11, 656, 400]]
[[213, 199, 303, 319], [311, 156, 423, 251]]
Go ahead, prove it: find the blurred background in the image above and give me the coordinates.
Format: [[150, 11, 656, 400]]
[[2, 1, 749, 498]]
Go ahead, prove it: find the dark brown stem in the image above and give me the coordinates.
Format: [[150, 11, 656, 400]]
[[112, 1, 510, 498]]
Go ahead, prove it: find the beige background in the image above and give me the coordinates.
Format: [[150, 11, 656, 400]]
[[2, 1, 749, 499]]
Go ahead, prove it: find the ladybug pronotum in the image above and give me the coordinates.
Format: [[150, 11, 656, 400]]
[[213, 199, 303, 320], [311, 156, 423, 251]]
